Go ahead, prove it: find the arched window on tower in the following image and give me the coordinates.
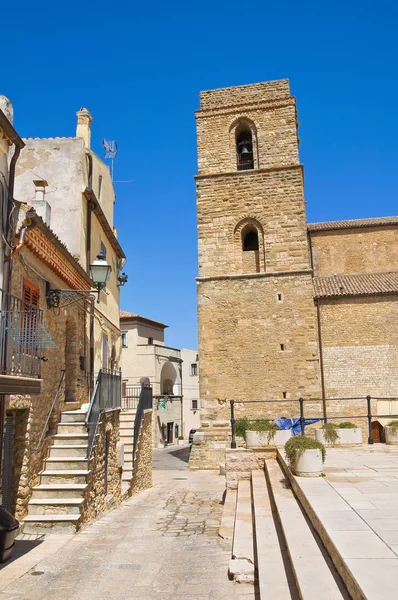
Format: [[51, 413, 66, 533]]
[[242, 229, 259, 252], [241, 226, 260, 273], [236, 128, 254, 171]]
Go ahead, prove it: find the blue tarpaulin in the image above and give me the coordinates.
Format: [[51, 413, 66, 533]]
[[274, 417, 321, 436]]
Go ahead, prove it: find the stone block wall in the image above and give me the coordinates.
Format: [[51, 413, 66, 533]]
[[196, 168, 309, 277], [130, 409, 153, 495], [198, 273, 321, 425], [83, 409, 122, 522], [225, 447, 275, 490], [311, 226, 398, 277]]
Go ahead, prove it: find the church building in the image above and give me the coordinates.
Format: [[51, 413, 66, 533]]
[[190, 79, 398, 468]]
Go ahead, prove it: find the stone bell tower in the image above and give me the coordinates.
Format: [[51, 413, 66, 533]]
[[189, 79, 321, 469]]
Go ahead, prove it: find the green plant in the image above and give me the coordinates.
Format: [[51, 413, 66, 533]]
[[338, 422, 357, 429], [284, 435, 326, 464], [247, 420, 279, 443], [322, 422, 339, 445], [178, 435, 184, 440], [235, 418, 249, 437], [387, 420, 398, 429]]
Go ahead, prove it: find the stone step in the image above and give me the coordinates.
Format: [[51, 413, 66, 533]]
[[277, 451, 398, 600], [53, 433, 89, 445], [57, 423, 87, 435], [251, 470, 293, 599], [60, 411, 86, 424], [219, 489, 237, 540], [49, 445, 88, 458], [229, 479, 255, 584], [40, 470, 90, 485], [31, 484, 87, 499], [120, 428, 134, 436], [122, 468, 133, 481], [22, 514, 81, 534], [266, 459, 345, 599], [28, 498, 84, 515], [120, 411, 136, 420], [44, 457, 90, 470]]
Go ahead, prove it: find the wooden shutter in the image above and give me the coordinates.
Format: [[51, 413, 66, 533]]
[[23, 279, 40, 306]]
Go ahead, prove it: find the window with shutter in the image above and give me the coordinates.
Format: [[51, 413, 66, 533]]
[[22, 279, 40, 354]]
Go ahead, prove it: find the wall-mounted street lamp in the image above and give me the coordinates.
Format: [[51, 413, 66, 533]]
[[46, 254, 111, 308]]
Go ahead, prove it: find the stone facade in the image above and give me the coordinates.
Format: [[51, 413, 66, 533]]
[[130, 410, 152, 495], [6, 249, 90, 519], [191, 78, 398, 468], [83, 409, 122, 522]]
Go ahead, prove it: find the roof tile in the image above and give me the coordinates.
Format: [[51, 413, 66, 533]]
[[314, 272, 398, 299], [308, 216, 398, 232]]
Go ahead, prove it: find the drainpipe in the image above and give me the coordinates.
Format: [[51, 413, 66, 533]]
[[179, 359, 184, 439], [0, 120, 24, 492], [88, 296, 95, 396], [316, 297, 326, 419], [85, 153, 94, 274]]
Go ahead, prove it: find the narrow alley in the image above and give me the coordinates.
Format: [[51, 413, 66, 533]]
[[0, 446, 256, 600]]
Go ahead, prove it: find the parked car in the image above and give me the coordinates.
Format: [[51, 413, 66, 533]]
[[189, 429, 197, 444]]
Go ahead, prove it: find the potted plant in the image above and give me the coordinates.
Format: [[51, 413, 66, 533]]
[[284, 435, 326, 477], [315, 421, 362, 446], [385, 420, 398, 445], [177, 435, 185, 446], [245, 420, 292, 448]]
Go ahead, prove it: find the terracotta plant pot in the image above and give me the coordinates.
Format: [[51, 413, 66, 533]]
[[245, 429, 292, 448], [290, 448, 324, 477], [385, 426, 398, 445], [315, 428, 362, 446]]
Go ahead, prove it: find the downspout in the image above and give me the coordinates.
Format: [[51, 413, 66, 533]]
[[179, 359, 184, 439], [316, 298, 327, 419], [88, 296, 95, 396], [0, 139, 24, 490], [85, 152, 94, 273], [308, 230, 327, 419]]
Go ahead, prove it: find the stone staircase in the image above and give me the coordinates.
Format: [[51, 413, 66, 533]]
[[120, 410, 136, 486], [23, 410, 91, 534], [221, 459, 349, 599]]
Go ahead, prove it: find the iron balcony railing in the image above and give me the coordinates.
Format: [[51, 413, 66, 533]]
[[0, 289, 45, 378]]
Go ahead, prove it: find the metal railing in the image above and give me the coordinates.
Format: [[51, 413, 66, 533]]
[[122, 386, 141, 411], [33, 370, 65, 451], [133, 385, 153, 464], [0, 289, 44, 378], [85, 368, 121, 458], [229, 396, 398, 449]]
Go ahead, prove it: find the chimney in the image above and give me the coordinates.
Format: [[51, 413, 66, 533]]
[[76, 107, 93, 149], [32, 180, 51, 226]]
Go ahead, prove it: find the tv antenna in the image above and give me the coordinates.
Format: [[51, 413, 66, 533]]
[[102, 139, 118, 181]]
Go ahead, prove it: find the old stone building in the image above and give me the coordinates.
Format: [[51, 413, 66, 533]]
[[190, 79, 398, 468], [120, 311, 200, 446], [0, 106, 128, 531]]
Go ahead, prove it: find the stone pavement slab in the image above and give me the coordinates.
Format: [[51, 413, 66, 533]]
[[285, 446, 398, 600], [0, 446, 255, 600]]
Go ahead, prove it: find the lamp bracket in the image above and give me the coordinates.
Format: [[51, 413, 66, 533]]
[[46, 288, 98, 309]]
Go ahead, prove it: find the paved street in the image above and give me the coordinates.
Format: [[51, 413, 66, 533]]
[[0, 445, 256, 600]]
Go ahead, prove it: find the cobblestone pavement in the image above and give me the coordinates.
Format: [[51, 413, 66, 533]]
[[0, 445, 256, 600]]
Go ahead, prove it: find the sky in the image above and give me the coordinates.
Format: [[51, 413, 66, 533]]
[[2, 0, 397, 349]]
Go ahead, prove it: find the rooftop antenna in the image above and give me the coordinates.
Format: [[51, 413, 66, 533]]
[[102, 139, 118, 182]]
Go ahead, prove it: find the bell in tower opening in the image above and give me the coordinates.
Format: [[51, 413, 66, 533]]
[[236, 128, 254, 170]]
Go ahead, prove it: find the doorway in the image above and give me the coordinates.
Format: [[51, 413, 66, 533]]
[[167, 422, 174, 445]]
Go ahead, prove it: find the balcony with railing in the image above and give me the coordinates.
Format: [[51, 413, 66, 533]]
[[0, 289, 49, 394]]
